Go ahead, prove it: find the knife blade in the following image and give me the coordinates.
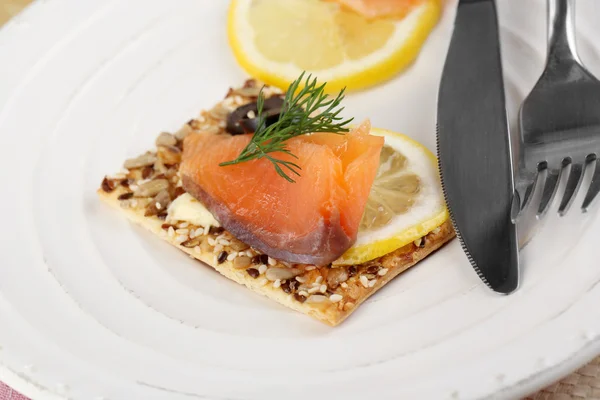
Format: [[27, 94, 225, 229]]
[[436, 0, 519, 293]]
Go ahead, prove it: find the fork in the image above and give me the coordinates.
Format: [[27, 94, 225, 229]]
[[514, 0, 600, 220]]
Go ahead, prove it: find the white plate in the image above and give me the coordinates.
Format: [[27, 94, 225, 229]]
[[1, 0, 599, 399]]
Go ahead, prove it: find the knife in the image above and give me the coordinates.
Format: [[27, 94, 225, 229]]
[[436, 0, 519, 293]]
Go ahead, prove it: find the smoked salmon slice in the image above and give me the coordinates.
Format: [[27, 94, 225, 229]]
[[327, 0, 424, 19], [180, 120, 384, 265]]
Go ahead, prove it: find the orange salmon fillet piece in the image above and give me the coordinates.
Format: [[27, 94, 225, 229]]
[[327, 0, 424, 19], [180, 120, 383, 264]]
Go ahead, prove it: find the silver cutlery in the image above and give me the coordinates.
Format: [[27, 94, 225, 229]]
[[514, 0, 600, 219], [437, 0, 519, 293]]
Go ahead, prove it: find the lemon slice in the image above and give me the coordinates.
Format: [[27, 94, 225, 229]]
[[227, 0, 442, 92], [333, 128, 448, 265]]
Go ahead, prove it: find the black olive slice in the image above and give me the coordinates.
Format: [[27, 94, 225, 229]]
[[226, 97, 284, 135]]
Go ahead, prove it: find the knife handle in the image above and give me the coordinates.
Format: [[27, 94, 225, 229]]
[[547, 0, 579, 63]]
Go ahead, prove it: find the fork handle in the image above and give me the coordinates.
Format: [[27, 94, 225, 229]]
[[547, 0, 580, 63]]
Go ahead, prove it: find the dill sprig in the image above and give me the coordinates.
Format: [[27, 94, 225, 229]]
[[219, 72, 353, 182]]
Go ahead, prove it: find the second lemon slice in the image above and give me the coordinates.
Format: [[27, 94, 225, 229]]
[[333, 128, 448, 265], [228, 0, 442, 92]]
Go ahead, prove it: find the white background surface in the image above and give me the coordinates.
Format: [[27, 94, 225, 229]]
[[0, 0, 599, 399]]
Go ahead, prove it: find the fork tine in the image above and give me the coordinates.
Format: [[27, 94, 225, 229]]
[[520, 180, 537, 211], [512, 171, 538, 222], [537, 167, 561, 218], [582, 156, 600, 212], [558, 162, 584, 216]]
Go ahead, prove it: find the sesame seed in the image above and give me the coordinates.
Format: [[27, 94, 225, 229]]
[[189, 230, 196, 239], [137, 178, 151, 185], [298, 290, 309, 297], [306, 294, 328, 304], [340, 282, 349, 289], [203, 225, 210, 235], [258, 277, 268, 286], [369, 279, 377, 287], [273, 279, 281, 288], [219, 239, 231, 246], [178, 222, 189, 228], [305, 266, 316, 271], [245, 250, 254, 257], [129, 184, 138, 191], [360, 275, 369, 288], [197, 228, 205, 237], [176, 235, 188, 243], [378, 268, 389, 276], [319, 284, 327, 293], [295, 276, 307, 283], [315, 276, 323, 284], [176, 228, 189, 235], [258, 264, 267, 275], [268, 257, 277, 266], [247, 110, 256, 119], [226, 252, 237, 261], [308, 286, 320, 294], [329, 294, 343, 303], [194, 246, 201, 254], [168, 226, 175, 238], [311, 282, 321, 288], [155, 202, 162, 210], [207, 238, 216, 246]]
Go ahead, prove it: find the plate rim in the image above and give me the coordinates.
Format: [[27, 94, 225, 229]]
[[1, 0, 600, 399]]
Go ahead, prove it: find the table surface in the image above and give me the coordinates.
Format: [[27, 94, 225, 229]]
[[1, 1, 599, 399]]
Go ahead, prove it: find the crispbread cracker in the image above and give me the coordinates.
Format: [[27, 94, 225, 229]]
[[97, 80, 455, 326]]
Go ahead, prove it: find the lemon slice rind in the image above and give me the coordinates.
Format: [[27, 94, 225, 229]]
[[333, 128, 448, 266]]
